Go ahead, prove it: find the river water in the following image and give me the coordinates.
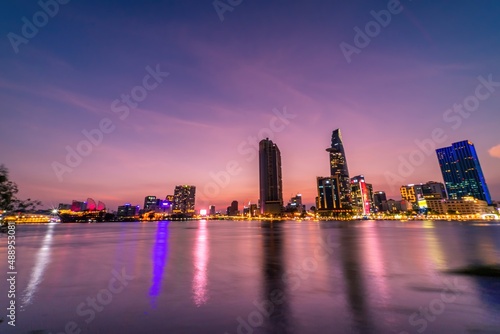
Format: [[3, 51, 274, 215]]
[[1, 220, 500, 334]]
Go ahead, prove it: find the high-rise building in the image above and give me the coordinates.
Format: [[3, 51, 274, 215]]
[[317, 176, 341, 211], [229, 200, 239, 216], [259, 138, 283, 215], [209, 205, 216, 216], [326, 129, 352, 210], [172, 185, 196, 214], [373, 191, 387, 212], [436, 140, 492, 204], [286, 194, 304, 213], [117, 204, 139, 217], [366, 183, 374, 213], [351, 175, 371, 216], [426, 181, 447, 199], [144, 196, 157, 212]]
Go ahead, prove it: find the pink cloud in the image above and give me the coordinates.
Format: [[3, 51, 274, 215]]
[[489, 144, 500, 159]]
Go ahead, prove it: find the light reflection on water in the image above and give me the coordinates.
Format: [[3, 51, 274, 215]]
[[2, 220, 500, 334], [20, 223, 55, 308], [149, 221, 169, 308], [192, 220, 209, 307]]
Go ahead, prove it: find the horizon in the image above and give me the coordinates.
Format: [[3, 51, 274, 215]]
[[1, 0, 500, 211]]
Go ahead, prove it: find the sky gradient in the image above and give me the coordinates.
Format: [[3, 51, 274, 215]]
[[1, 0, 499, 211]]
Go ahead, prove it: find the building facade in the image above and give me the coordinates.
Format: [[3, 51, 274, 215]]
[[436, 140, 492, 204], [426, 197, 490, 215], [172, 185, 196, 215], [373, 191, 387, 212], [144, 196, 157, 212], [351, 175, 371, 216], [259, 138, 283, 215], [326, 129, 352, 210]]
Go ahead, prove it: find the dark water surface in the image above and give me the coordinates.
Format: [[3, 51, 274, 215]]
[[1, 220, 500, 334]]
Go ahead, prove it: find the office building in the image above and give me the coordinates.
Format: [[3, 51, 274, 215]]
[[259, 138, 283, 215], [436, 140, 492, 204], [316, 176, 351, 215], [351, 175, 371, 216], [400, 181, 448, 211], [326, 129, 352, 210], [173, 185, 196, 214], [228, 200, 239, 216], [373, 191, 387, 212], [286, 194, 304, 213], [144, 196, 157, 212], [426, 197, 490, 215], [117, 204, 139, 217]]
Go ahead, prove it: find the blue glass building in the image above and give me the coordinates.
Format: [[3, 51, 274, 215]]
[[436, 140, 492, 205]]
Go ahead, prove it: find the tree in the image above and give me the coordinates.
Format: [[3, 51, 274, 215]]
[[0, 164, 41, 212]]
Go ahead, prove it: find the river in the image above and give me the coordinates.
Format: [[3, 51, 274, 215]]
[[1, 220, 500, 333]]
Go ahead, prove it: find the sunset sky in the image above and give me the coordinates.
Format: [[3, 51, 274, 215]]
[[1, 0, 499, 211]]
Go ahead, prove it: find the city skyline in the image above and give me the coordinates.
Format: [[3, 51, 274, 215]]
[[1, 1, 500, 210]]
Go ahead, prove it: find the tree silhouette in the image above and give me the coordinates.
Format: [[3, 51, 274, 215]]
[[0, 164, 41, 212]]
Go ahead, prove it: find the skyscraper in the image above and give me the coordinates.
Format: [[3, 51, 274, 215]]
[[144, 196, 157, 212], [172, 185, 196, 215], [229, 200, 239, 216], [326, 129, 352, 210], [436, 140, 492, 205], [259, 138, 283, 215], [373, 191, 387, 212], [317, 176, 341, 211], [351, 175, 371, 216]]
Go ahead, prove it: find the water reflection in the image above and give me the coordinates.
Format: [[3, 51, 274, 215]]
[[193, 220, 209, 307], [261, 222, 291, 333], [339, 225, 373, 333], [21, 223, 55, 307], [149, 221, 169, 308]]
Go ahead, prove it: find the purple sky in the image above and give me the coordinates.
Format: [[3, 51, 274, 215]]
[[1, 0, 499, 210]]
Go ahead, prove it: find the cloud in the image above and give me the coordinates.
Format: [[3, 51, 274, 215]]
[[489, 144, 500, 158]]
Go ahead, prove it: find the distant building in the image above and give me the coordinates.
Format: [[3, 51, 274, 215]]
[[209, 205, 216, 216], [426, 181, 447, 199], [71, 200, 86, 212], [173, 185, 196, 215], [117, 204, 139, 217], [384, 199, 412, 213], [366, 183, 374, 212], [326, 129, 352, 210], [229, 200, 239, 216], [144, 196, 157, 212], [400, 182, 447, 210], [351, 175, 371, 216], [97, 201, 106, 211], [316, 176, 351, 215], [427, 197, 490, 215], [58, 203, 72, 210], [163, 195, 174, 213], [249, 204, 258, 217], [436, 140, 492, 204], [86, 198, 97, 211], [259, 138, 283, 215], [286, 194, 304, 213], [373, 192, 387, 212]]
